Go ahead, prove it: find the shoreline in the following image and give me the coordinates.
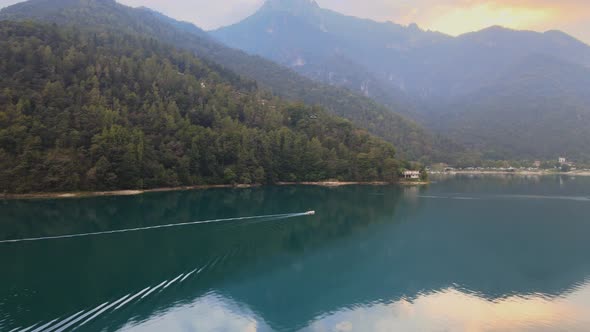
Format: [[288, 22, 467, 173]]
[[0, 180, 426, 200], [435, 170, 590, 176], [276, 181, 390, 187], [0, 184, 256, 201]]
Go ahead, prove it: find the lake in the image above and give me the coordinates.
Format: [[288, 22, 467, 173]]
[[1, 175, 590, 331]]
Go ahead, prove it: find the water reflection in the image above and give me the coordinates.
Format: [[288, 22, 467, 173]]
[[119, 292, 266, 332], [1, 177, 590, 331], [304, 282, 590, 332]]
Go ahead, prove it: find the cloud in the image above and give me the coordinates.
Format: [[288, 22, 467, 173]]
[[317, 0, 590, 43]]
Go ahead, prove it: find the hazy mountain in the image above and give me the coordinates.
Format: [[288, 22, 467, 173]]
[[436, 55, 590, 161], [0, 0, 453, 162], [213, 0, 590, 161], [213, 0, 447, 109], [214, 0, 590, 102]]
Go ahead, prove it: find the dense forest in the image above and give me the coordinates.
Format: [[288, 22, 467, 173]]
[[0, 21, 405, 193], [0, 0, 463, 163], [433, 55, 590, 162]]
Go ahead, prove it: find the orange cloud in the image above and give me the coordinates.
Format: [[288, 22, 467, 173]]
[[319, 0, 590, 43], [426, 2, 555, 35]]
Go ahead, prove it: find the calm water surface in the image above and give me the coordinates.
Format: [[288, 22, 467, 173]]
[[1, 175, 590, 331]]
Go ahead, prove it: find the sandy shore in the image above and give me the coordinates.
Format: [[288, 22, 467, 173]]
[[276, 181, 392, 187], [0, 184, 256, 200], [10, 171, 589, 200], [1, 181, 423, 200]]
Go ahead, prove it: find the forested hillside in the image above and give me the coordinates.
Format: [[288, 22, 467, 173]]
[[435, 55, 590, 161], [0, 21, 403, 193], [0, 0, 453, 163]]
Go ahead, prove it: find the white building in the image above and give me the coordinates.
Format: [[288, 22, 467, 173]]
[[403, 170, 420, 180], [559, 157, 567, 164]]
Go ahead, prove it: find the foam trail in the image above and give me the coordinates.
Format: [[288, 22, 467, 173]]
[[140, 280, 168, 299], [208, 256, 222, 270], [162, 274, 185, 290], [181, 261, 210, 283], [75, 294, 130, 329], [197, 262, 210, 274], [17, 324, 38, 332], [54, 302, 109, 332], [218, 251, 232, 265], [30, 318, 59, 332], [114, 287, 151, 310], [43, 310, 84, 332], [180, 269, 198, 282], [0, 212, 309, 244]]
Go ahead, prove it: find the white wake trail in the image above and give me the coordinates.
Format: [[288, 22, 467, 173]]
[[0, 212, 311, 244]]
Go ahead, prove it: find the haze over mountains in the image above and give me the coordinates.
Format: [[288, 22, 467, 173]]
[[214, 0, 590, 161]]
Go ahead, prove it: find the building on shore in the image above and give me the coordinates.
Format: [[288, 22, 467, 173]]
[[403, 170, 421, 180]]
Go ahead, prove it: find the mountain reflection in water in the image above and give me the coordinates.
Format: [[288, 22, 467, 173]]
[[1, 175, 590, 331]]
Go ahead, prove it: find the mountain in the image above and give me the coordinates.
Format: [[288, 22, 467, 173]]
[[0, 0, 453, 163], [213, 0, 590, 161], [436, 55, 590, 161], [0, 20, 409, 193], [212, 0, 449, 107], [417, 26, 590, 100], [214, 0, 590, 102]]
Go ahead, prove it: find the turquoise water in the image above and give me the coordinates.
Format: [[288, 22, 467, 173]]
[[1, 175, 590, 331]]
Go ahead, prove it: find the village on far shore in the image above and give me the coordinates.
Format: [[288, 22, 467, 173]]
[[428, 157, 590, 176]]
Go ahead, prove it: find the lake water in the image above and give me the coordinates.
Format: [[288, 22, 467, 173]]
[[1, 175, 590, 331]]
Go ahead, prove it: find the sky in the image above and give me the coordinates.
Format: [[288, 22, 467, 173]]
[[0, 0, 589, 43]]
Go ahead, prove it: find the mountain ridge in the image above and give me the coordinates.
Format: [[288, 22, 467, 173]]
[[213, 0, 590, 161]]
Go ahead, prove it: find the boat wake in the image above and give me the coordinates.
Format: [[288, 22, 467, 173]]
[[0, 211, 314, 244]]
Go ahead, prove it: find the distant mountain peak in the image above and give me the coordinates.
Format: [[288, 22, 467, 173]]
[[544, 30, 588, 46], [407, 23, 421, 32], [261, 0, 320, 14], [476, 25, 516, 34]]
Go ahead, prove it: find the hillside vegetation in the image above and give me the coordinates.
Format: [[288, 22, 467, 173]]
[[0, 0, 452, 162], [0, 21, 403, 193]]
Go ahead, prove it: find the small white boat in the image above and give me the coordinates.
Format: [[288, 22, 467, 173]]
[[305, 210, 316, 216]]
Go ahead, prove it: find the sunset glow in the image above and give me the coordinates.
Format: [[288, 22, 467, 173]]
[[428, 3, 554, 36], [319, 0, 590, 43], [0, 0, 588, 43]]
